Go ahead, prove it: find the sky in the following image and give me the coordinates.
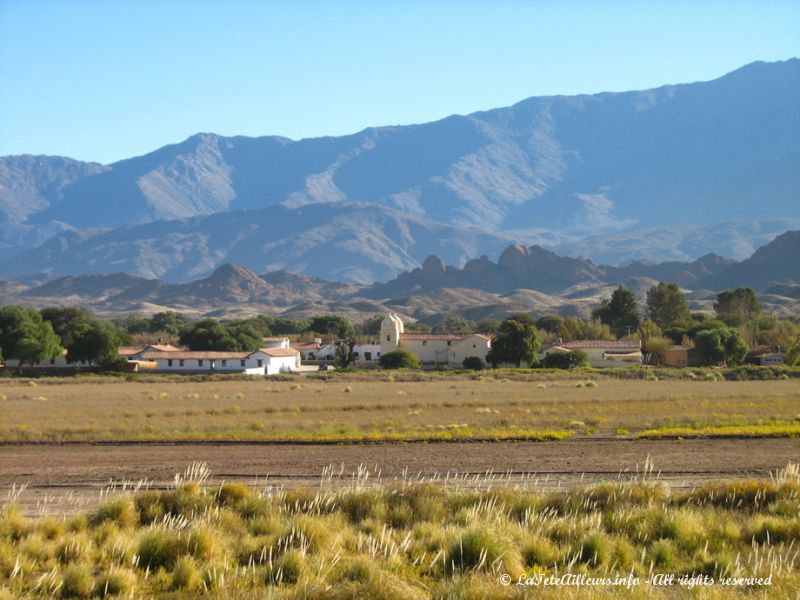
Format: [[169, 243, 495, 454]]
[[1, 0, 798, 164]]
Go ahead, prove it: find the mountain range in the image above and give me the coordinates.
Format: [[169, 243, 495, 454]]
[[0, 59, 798, 283], [2, 231, 798, 322]]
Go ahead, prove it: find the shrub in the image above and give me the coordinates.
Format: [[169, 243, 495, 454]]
[[462, 356, 484, 370], [95, 568, 136, 598], [580, 532, 610, 566], [270, 549, 305, 584], [217, 483, 253, 508], [521, 536, 558, 567], [171, 556, 202, 591], [93, 497, 138, 528], [61, 564, 93, 598], [448, 528, 523, 576], [542, 350, 589, 369], [379, 349, 421, 370], [137, 530, 183, 570]]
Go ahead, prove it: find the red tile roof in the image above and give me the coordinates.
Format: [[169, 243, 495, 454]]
[[257, 348, 299, 357], [400, 333, 468, 341]]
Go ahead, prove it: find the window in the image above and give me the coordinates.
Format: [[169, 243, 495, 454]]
[[386, 335, 390, 341], [179, 360, 184, 367], [221, 360, 227, 367], [422, 340, 427, 346], [447, 341, 452, 346], [50, 358, 56, 365], [241, 360, 246, 367], [198, 360, 204, 367], [167, 359, 173, 367], [257, 359, 263, 367], [364, 352, 372, 361], [473, 344, 476, 348]]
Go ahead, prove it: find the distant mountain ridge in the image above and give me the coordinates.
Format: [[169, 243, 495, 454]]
[[3, 232, 798, 323], [0, 59, 798, 280]]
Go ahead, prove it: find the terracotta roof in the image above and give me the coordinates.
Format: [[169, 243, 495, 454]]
[[137, 351, 250, 360], [400, 333, 467, 341], [292, 342, 321, 350], [118, 346, 147, 356], [263, 337, 289, 342], [148, 343, 186, 352], [543, 340, 642, 350], [258, 348, 300, 357]]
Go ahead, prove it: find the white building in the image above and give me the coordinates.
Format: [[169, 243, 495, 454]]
[[379, 313, 492, 367], [128, 347, 300, 375], [540, 339, 642, 368], [3, 349, 92, 370]]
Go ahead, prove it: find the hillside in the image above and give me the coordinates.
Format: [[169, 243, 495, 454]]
[[0, 59, 797, 280]]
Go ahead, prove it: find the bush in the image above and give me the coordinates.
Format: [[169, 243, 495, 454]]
[[95, 568, 136, 598], [462, 356, 484, 370], [542, 350, 589, 369], [137, 530, 183, 570], [379, 349, 421, 370], [93, 497, 138, 528], [171, 556, 202, 591], [61, 565, 93, 598]]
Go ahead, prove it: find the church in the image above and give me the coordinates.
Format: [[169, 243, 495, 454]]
[[379, 313, 492, 368]]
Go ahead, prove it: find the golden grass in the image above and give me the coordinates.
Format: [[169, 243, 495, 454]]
[[0, 374, 797, 442], [2, 463, 800, 598], [638, 422, 800, 439]]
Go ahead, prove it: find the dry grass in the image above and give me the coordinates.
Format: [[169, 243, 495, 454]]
[[0, 374, 798, 442], [1, 462, 799, 598]]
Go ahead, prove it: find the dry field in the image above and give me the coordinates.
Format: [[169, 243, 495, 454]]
[[0, 374, 799, 443]]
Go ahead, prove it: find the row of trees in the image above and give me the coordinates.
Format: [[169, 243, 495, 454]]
[[0, 306, 131, 368]]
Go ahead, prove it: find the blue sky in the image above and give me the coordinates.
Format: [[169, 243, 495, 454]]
[[1, 1, 798, 164]]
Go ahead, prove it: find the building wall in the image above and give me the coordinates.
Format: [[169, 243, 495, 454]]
[[450, 336, 491, 367], [5, 357, 91, 369], [265, 355, 298, 375]]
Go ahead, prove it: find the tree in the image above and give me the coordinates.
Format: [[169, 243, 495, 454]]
[[646, 282, 690, 329], [225, 321, 266, 352], [714, 288, 762, 326], [307, 315, 354, 339], [462, 356, 485, 370], [356, 316, 384, 336], [642, 336, 672, 366], [542, 349, 588, 369], [535, 315, 563, 335], [149, 311, 189, 336], [379, 348, 421, 369], [434, 316, 476, 334], [694, 328, 748, 366], [0, 306, 62, 365], [787, 337, 800, 367], [486, 319, 541, 368], [592, 286, 640, 336], [334, 338, 357, 368], [68, 321, 124, 368], [40, 307, 93, 348], [476, 319, 502, 334], [179, 319, 238, 351]]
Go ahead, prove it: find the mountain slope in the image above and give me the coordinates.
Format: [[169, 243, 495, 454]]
[[0, 59, 797, 277], [0, 202, 514, 283]]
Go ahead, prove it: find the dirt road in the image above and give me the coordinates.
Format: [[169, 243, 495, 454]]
[[2, 438, 799, 515]]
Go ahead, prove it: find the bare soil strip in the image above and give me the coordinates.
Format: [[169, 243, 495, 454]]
[[2, 438, 799, 515]]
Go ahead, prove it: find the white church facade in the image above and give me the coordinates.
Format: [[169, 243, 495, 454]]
[[379, 313, 492, 367]]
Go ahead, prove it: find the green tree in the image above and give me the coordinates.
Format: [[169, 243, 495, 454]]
[[642, 336, 672, 366], [149, 311, 188, 336], [179, 319, 238, 351], [535, 315, 564, 335], [434, 316, 476, 334], [714, 288, 762, 326], [356, 316, 384, 336], [786, 337, 800, 367], [226, 321, 266, 352], [646, 282, 690, 329], [475, 319, 501, 334], [68, 321, 125, 368], [379, 348, 421, 369], [694, 328, 749, 366], [0, 306, 62, 365], [40, 307, 93, 348], [486, 319, 541, 368], [307, 315, 354, 339], [592, 286, 640, 337], [334, 339, 357, 368]]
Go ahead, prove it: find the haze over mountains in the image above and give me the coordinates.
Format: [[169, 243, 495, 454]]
[[0, 59, 798, 283], [2, 232, 798, 323]]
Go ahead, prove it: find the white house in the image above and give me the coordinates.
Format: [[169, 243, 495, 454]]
[[379, 313, 492, 367], [128, 347, 300, 375], [540, 339, 642, 368], [3, 349, 92, 370], [262, 337, 291, 349]]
